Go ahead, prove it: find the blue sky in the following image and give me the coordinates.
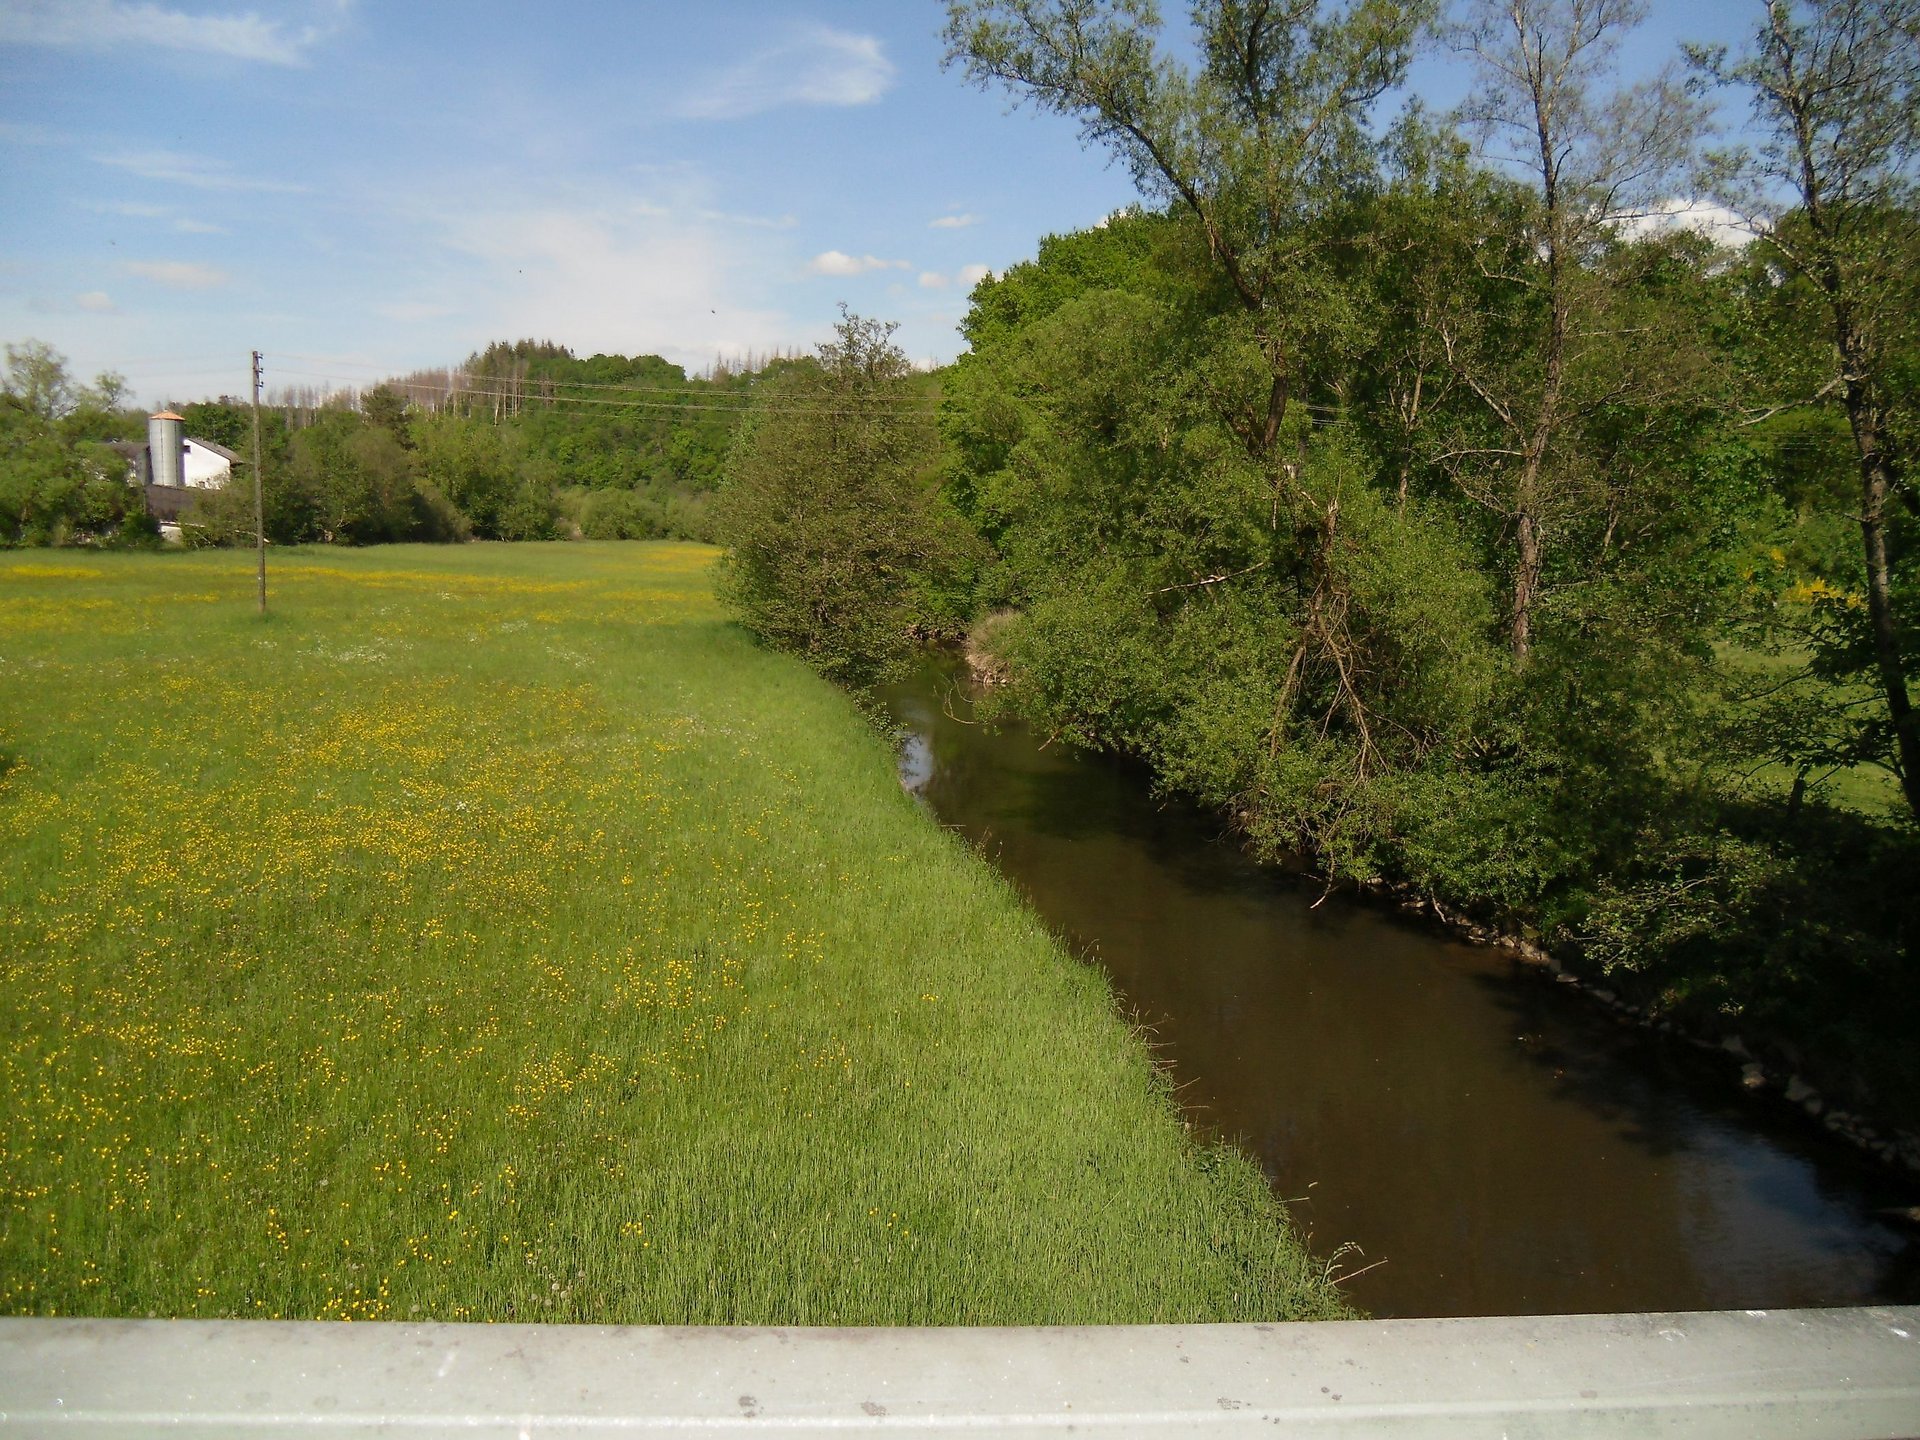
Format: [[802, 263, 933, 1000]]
[[0, 1, 1765, 407]]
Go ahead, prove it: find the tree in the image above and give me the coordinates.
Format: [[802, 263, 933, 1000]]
[[714, 311, 969, 689], [1692, 0, 1920, 819], [288, 411, 424, 545], [82, 371, 130, 413], [946, 0, 1426, 458], [1446, 0, 1702, 660], [945, 0, 1432, 775], [360, 384, 414, 448], [0, 341, 142, 544], [413, 415, 524, 539], [3, 340, 76, 421]]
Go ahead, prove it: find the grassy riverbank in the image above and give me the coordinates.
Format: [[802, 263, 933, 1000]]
[[0, 542, 1345, 1324]]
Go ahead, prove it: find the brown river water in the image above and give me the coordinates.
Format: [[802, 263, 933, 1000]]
[[884, 659, 1920, 1319]]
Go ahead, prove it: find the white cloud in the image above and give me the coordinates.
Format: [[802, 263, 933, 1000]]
[[929, 213, 980, 230], [83, 199, 226, 232], [96, 148, 307, 193], [696, 208, 798, 231], [1614, 197, 1753, 248], [124, 259, 228, 289], [430, 192, 793, 370], [682, 25, 894, 119], [75, 290, 115, 311], [0, 0, 350, 66], [917, 264, 992, 290], [808, 250, 909, 277]]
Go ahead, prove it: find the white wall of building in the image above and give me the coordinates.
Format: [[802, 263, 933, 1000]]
[[181, 440, 234, 489]]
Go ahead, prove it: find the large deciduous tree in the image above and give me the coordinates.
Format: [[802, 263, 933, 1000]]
[[1446, 0, 1701, 660], [943, 0, 1433, 776], [1693, 0, 1920, 819], [3, 340, 77, 423]]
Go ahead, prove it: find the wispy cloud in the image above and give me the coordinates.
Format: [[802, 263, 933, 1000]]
[[0, 0, 349, 66], [124, 259, 228, 289], [89, 199, 169, 217], [0, 119, 64, 145], [919, 263, 991, 290], [85, 199, 227, 232], [808, 250, 910, 277], [95, 148, 308, 193], [696, 208, 798, 231], [682, 25, 894, 120], [929, 213, 980, 230], [75, 290, 116, 312]]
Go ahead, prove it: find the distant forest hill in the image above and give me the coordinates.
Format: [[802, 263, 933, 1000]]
[[175, 340, 825, 547]]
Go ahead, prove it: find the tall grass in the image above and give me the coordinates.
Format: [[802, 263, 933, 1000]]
[[0, 543, 1345, 1325]]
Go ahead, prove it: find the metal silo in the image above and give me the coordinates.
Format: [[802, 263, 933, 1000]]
[[148, 411, 185, 489]]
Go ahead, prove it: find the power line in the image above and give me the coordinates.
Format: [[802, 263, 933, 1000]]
[[271, 354, 934, 410], [265, 370, 938, 420], [440, 385, 937, 422]]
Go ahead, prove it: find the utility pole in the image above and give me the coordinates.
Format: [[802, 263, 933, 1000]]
[[251, 350, 266, 616]]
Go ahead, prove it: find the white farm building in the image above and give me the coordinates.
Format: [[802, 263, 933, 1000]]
[[120, 411, 238, 489], [112, 411, 243, 535]]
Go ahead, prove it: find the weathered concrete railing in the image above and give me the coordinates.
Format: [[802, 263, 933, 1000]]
[[2, 1307, 1916, 1437]]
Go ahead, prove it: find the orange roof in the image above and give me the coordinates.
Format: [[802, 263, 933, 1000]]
[[150, 410, 185, 421]]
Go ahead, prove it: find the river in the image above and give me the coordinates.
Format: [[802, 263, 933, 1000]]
[[884, 658, 1920, 1319]]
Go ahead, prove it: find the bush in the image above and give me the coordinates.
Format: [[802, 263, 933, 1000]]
[[714, 311, 978, 689]]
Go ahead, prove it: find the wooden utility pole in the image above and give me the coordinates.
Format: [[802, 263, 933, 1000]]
[[251, 350, 266, 616]]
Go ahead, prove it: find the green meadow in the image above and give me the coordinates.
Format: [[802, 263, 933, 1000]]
[[0, 542, 1344, 1325]]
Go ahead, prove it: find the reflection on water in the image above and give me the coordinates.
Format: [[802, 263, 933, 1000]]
[[883, 659, 1920, 1318]]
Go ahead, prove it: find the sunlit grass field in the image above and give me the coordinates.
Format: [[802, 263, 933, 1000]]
[[0, 542, 1344, 1325]]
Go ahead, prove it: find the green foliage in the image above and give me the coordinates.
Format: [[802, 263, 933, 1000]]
[[715, 313, 980, 690], [961, 208, 1179, 351], [176, 399, 255, 454], [1578, 806, 1920, 1111], [0, 341, 143, 546], [933, 0, 1918, 1122], [458, 342, 743, 498], [4, 339, 77, 421], [6, 340, 764, 552], [1692, 0, 1920, 816]]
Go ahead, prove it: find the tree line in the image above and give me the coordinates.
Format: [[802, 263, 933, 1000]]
[[716, 0, 1919, 1126], [0, 339, 775, 548]]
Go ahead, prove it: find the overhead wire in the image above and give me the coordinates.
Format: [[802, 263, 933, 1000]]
[[263, 368, 939, 420], [251, 360, 1868, 453], [269, 352, 935, 410]]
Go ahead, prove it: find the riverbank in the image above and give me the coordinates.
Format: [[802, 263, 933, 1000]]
[[1403, 894, 1920, 1182], [892, 655, 1919, 1315], [956, 637, 1920, 1183], [0, 543, 1346, 1325]]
